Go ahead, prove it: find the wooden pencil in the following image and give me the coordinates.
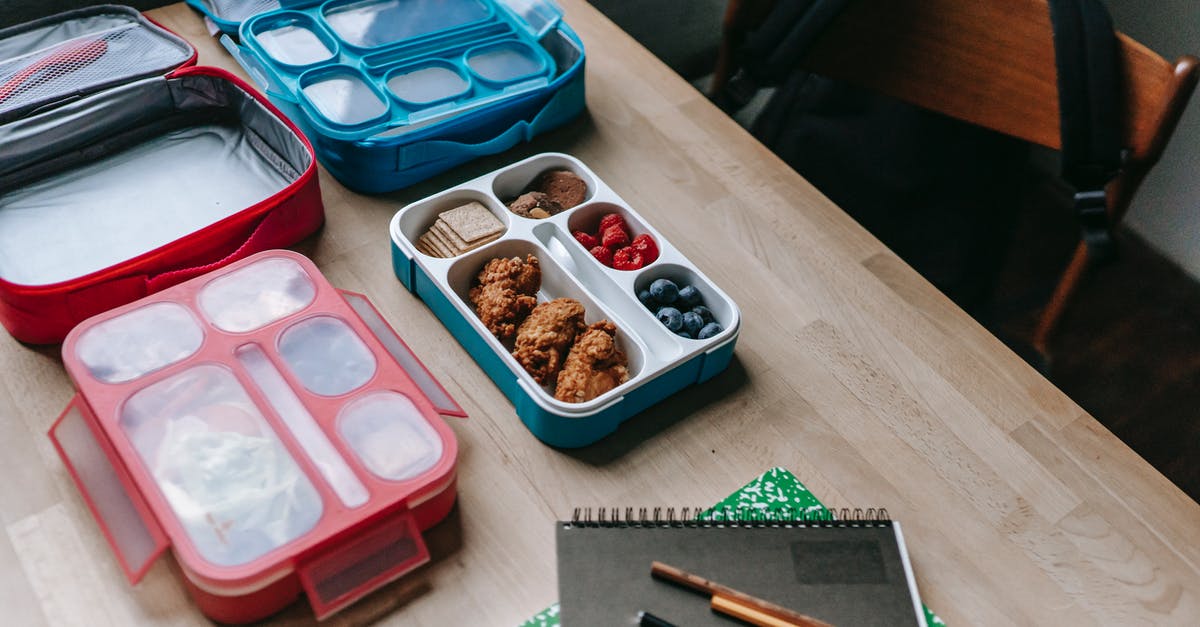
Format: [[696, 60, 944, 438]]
[[650, 561, 834, 627]]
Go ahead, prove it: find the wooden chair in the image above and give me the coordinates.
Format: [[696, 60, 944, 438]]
[[713, 0, 1199, 362]]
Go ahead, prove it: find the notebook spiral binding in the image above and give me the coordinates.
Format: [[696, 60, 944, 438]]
[[566, 506, 891, 528]]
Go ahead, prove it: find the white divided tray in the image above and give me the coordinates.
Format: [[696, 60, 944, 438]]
[[390, 152, 741, 447]]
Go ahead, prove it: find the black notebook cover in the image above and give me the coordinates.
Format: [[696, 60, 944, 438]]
[[556, 519, 925, 627]]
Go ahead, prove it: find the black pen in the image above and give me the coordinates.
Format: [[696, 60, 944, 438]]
[[638, 610, 679, 627]]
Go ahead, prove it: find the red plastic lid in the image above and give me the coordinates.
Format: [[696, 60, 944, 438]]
[[59, 251, 459, 598]]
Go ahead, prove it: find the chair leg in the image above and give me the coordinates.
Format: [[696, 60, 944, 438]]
[[1032, 241, 1090, 363]]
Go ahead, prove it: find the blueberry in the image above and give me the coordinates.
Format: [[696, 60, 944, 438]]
[[675, 329, 694, 339], [682, 311, 703, 335], [677, 285, 702, 308], [637, 289, 656, 309], [692, 305, 714, 324], [656, 306, 683, 332], [649, 278, 679, 304], [698, 322, 723, 340]]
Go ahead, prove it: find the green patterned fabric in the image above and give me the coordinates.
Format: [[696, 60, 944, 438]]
[[520, 467, 944, 627]]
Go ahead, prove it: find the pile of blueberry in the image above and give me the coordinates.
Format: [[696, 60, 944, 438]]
[[639, 278, 723, 340]]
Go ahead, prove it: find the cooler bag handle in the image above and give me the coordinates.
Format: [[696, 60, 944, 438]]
[[48, 397, 169, 585], [219, 34, 294, 102], [145, 209, 291, 293], [339, 290, 467, 418], [297, 508, 430, 620]]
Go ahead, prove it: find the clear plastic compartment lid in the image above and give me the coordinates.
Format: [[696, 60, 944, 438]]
[[0, 6, 193, 123], [339, 392, 443, 481], [322, 0, 493, 50], [198, 256, 317, 333], [75, 302, 204, 384], [120, 365, 325, 567]]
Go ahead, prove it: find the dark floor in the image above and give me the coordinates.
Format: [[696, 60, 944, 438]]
[[987, 175, 1200, 502]]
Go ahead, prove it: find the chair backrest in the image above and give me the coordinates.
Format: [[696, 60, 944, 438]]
[[798, 0, 1197, 172]]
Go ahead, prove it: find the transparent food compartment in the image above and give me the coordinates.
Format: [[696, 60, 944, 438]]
[[198, 256, 317, 333], [491, 154, 597, 210], [633, 263, 739, 344], [250, 11, 337, 68], [119, 364, 324, 567], [75, 302, 204, 384], [321, 0, 493, 50], [445, 239, 648, 407], [465, 41, 547, 84], [385, 61, 471, 106], [278, 315, 378, 396], [299, 65, 390, 127], [338, 391, 443, 481], [395, 189, 511, 259]]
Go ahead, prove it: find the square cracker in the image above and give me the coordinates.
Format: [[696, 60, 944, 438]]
[[434, 219, 500, 252], [426, 228, 462, 257], [440, 201, 504, 243], [419, 232, 454, 258]]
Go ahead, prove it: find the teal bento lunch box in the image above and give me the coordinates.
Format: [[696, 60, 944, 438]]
[[210, 0, 586, 193], [389, 153, 741, 448]]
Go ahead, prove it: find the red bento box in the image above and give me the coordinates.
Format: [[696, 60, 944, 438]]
[[49, 250, 463, 622], [0, 5, 324, 343]]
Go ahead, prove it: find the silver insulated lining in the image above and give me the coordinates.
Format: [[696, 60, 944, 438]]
[[0, 74, 312, 286], [0, 6, 192, 122]]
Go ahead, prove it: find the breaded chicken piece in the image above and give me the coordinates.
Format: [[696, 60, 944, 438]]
[[554, 320, 629, 403], [512, 298, 586, 385], [469, 255, 541, 343]]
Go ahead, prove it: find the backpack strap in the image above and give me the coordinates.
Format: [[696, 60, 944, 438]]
[[716, 0, 1124, 260], [1048, 0, 1123, 262]]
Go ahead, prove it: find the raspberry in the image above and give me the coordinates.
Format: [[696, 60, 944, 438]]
[[598, 213, 627, 234], [602, 224, 630, 250], [573, 230, 599, 249], [590, 245, 613, 266], [612, 246, 644, 271], [630, 233, 659, 263]]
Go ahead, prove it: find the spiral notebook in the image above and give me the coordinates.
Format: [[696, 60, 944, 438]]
[[557, 508, 926, 626], [518, 468, 944, 627]]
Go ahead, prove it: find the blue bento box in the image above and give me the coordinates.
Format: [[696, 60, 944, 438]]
[[389, 153, 742, 448], [207, 0, 586, 193]]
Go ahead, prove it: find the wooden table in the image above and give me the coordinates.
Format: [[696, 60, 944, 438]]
[[2, 2, 1198, 625]]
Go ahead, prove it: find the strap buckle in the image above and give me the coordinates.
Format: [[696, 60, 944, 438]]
[[1074, 189, 1116, 263]]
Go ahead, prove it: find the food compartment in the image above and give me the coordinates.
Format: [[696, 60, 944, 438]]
[[338, 391, 443, 481], [278, 316, 377, 396], [634, 263, 739, 343], [250, 11, 337, 68], [119, 364, 324, 567], [386, 62, 471, 106], [396, 189, 510, 259], [321, 0, 493, 50], [299, 66, 390, 127], [75, 302, 204, 384], [465, 41, 547, 84], [198, 256, 317, 333], [446, 239, 647, 405], [565, 201, 662, 271], [492, 154, 596, 212]]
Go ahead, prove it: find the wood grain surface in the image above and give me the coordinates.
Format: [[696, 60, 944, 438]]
[[1, 2, 1197, 626]]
